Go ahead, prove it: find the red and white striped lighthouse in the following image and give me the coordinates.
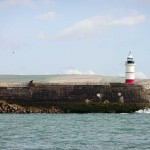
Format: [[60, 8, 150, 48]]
[[125, 52, 135, 84]]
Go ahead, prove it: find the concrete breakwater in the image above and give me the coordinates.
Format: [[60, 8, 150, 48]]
[[0, 83, 149, 102], [0, 82, 150, 113]]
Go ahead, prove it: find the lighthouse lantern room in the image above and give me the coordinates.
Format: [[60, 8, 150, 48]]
[[125, 52, 135, 84]]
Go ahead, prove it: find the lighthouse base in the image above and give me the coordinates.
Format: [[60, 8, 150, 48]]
[[125, 79, 135, 84]]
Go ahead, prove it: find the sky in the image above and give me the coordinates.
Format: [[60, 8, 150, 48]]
[[0, 0, 150, 78]]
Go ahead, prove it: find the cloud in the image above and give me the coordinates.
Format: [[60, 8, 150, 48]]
[[110, 13, 145, 26], [43, 0, 56, 6], [37, 13, 146, 41], [0, 0, 36, 10], [65, 69, 95, 75], [50, 16, 111, 40], [136, 72, 149, 79], [0, 0, 55, 11], [35, 11, 56, 21], [36, 31, 47, 41]]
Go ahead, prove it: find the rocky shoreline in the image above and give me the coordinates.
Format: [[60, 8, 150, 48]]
[[0, 100, 149, 113], [0, 100, 63, 113]]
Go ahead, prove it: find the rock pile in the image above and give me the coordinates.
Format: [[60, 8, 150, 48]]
[[0, 100, 63, 113]]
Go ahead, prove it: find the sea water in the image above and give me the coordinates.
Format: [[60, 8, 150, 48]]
[[0, 112, 150, 150]]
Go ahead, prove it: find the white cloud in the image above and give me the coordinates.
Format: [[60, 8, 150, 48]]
[[43, 0, 55, 6], [0, 0, 55, 11], [51, 16, 111, 40], [36, 31, 47, 41], [0, 0, 36, 10], [35, 11, 56, 21], [136, 72, 149, 79], [38, 13, 146, 41], [110, 13, 145, 26], [65, 69, 95, 75]]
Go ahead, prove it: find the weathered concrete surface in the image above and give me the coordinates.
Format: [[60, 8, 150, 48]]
[[30, 83, 145, 103], [0, 83, 149, 103]]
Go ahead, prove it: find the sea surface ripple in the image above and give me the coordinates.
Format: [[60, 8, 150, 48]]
[[0, 113, 150, 150]]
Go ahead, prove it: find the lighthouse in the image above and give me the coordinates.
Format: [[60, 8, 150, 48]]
[[125, 52, 135, 84]]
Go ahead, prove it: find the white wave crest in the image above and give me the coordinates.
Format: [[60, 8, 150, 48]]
[[135, 108, 150, 114]]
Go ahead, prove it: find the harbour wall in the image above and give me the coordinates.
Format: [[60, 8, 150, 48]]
[[0, 83, 149, 103]]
